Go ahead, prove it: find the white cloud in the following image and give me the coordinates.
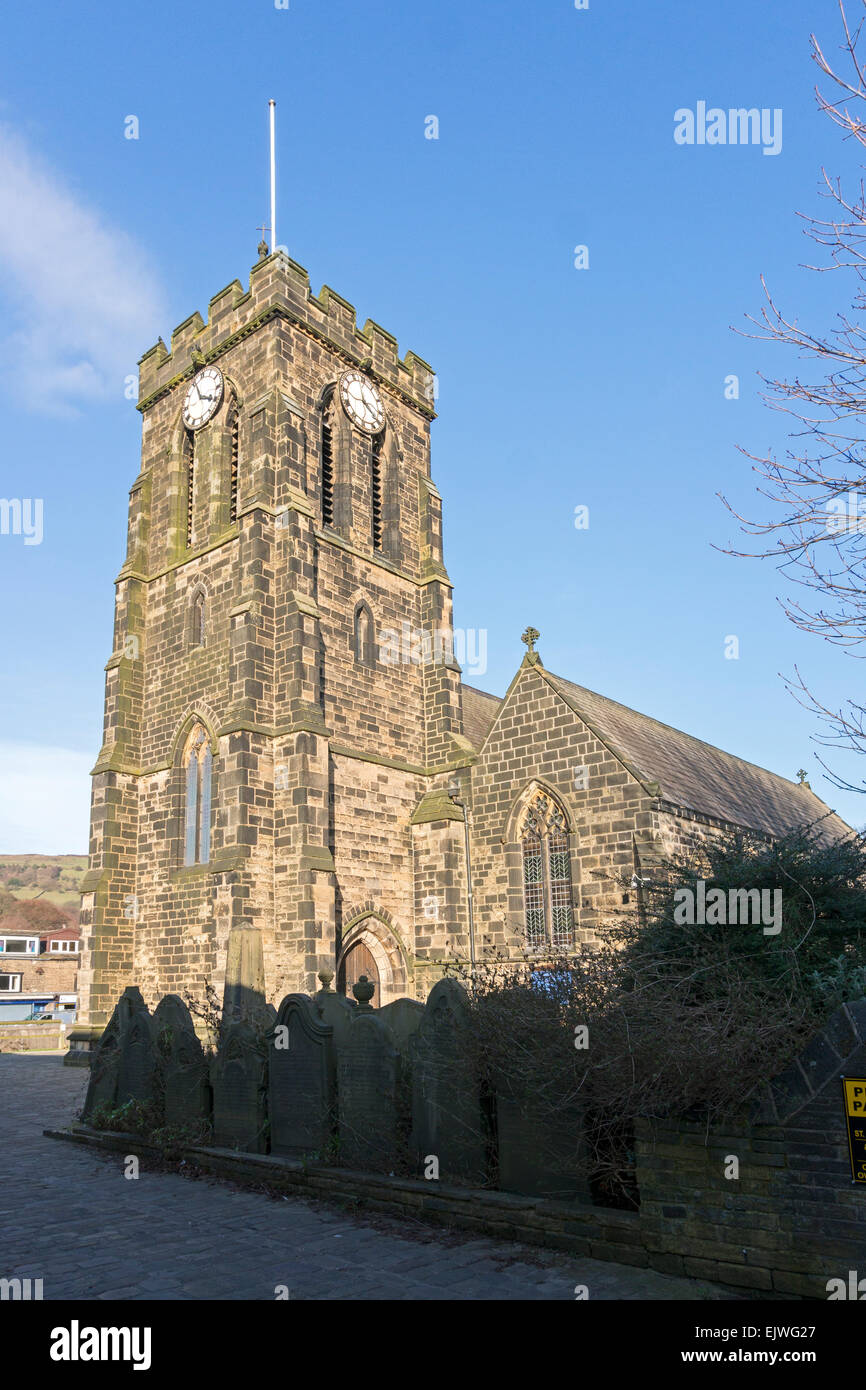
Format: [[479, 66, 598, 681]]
[[0, 126, 167, 413], [0, 743, 91, 854]]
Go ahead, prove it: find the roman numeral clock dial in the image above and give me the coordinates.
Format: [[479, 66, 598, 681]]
[[339, 370, 385, 434], [182, 367, 224, 430]]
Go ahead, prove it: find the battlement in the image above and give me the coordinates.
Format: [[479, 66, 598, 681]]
[[137, 250, 436, 417]]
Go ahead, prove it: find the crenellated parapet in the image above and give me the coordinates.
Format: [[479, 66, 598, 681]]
[[137, 250, 437, 419]]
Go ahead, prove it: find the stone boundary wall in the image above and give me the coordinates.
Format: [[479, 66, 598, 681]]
[[635, 1000, 866, 1298], [43, 1125, 669, 1281], [66, 975, 866, 1299], [45, 1122, 849, 1299], [0, 1023, 68, 1052]]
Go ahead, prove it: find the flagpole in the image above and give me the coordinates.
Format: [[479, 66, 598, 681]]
[[269, 99, 277, 252]]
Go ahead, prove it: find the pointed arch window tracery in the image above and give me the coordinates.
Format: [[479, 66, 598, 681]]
[[520, 792, 574, 949], [183, 724, 213, 867]]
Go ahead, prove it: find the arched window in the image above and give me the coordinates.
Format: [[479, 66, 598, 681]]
[[183, 724, 213, 867], [191, 590, 206, 647], [184, 428, 195, 549], [354, 603, 375, 667], [321, 406, 335, 527], [520, 792, 574, 949], [228, 402, 239, 523], [371, 433, 384, 551]]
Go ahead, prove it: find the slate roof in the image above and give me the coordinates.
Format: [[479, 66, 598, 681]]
[[461, 684, 502, 752], [460, 672, 852, 841]]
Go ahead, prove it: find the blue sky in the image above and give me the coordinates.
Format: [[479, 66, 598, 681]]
[[1, 0, 865, 851]]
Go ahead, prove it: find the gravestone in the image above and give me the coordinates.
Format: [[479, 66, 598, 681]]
[[378, 997, 424, 1056], [338, 1013, 400, 1172], [221, 920, 272, 1029], [153, 994, 210, 1128], [410, 978, 487, 1184], [314, 970, 357, 1051], [116, 994, 159, 1112], [81, 986, 145, 1122], [269, 994, 336, 1158], [495, 1074, 591, 1202], [211, 1018, 268, 1152]]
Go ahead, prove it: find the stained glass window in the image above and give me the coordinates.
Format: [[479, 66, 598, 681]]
[[520, 792, 574, 949]]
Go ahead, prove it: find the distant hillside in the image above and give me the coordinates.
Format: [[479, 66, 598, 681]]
[[0, 855, 86, 919]]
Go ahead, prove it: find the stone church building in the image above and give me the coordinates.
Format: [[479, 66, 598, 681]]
[[73, 249, 849, 1041]]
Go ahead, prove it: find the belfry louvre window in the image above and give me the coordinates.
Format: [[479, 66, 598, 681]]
[[183, 724, 213, 867], [371, 435, 383, 551], [321, 418, 334, 526], [229, 407, 239, 523], [184, 429, 195, 548], [520, 793, 574, 949]]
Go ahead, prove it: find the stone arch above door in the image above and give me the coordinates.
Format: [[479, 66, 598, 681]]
[[336, 910, 408, 1006]]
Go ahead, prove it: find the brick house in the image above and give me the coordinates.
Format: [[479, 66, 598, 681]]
[[71, 249, 851, 1049], [0, 924, 81, 1020]]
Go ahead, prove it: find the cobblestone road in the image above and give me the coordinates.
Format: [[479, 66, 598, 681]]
[[2, 1055, 738, 1301]]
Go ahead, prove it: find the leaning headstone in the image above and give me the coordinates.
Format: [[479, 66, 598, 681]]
[[410, 978, 487, 1184], [211, 1018, 268, 1152], [378, 997, 424, 1057], [269, 994, 336, 1158], [153, 994, 210, 1128], [338, 1012, 400, 1172], [81, 986, 144, 1122]]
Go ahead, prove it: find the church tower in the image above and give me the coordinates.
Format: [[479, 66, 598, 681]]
[[74, 249, 475, 1044]]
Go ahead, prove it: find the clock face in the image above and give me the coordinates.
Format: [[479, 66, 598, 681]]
[[339, 371, 385, 434], [182, 367, 224, 430]]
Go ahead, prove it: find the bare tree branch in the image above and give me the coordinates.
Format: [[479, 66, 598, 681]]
[[721, 2, 866, 788]]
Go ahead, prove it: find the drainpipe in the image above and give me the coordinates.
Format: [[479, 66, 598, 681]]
[[447, 776, 476, 968]]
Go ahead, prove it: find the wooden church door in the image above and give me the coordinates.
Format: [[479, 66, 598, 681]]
[[339, 942, 380, 1007]]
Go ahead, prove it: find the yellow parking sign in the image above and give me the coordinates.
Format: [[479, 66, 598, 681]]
[[842, 1078, 866, 1183]]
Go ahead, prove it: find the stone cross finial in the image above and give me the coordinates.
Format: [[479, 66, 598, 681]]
[[797, 768, 809, 785], [521, 627, 540, 654]]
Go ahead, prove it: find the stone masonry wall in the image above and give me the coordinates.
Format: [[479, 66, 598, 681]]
[[636, 1001, 866, 1296], [77, 250, 470, 1031], [469, 659, 655, 953]]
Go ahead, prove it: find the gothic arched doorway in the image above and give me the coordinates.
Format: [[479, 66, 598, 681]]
[[338, 941, 381, 1007]]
